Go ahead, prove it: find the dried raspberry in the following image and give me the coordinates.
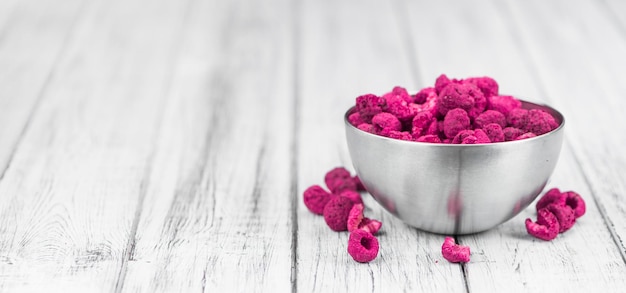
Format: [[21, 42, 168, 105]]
[[503, 127, 523, 141], [339, 189, 363, 205], [564, 191, 586, 218], [441, 237, 470, 263], [325, 167, 357, 193], [473, 129, 491, 143], [353, 176, 366, 191], [359, 218, 382, 234], [461, 136, 478, 144], [411, 111, 435, 137], [515, 132, 537, 140], [525, 208, 560, 241], [435, 74, 452, 94], [303, 185, 333, 215], [347, 204, 365, 232], [434, 74, 462, 95], [348, 112, 366, 126], [443, 108, 471, 139], [488, 95, 522, 116], [391, 86, 413, 104], [372, 112, 402, 133], [388, 130, 413, 141], [452, 130, 475, 144], [467, 86, 487, 120], [356, 94, 386, 122], [347, 205, 383, 234], [414, 87, 436, 104], [474, 110, 506, 129], [323, 196, 354, 231], [507, 108, 529, 129], [437, 83, 477, 116], [536, 188, 566, 211], [357, 123, 376, 134], [483, 123, 504, 143], [383, 91, 416, 122], [464, 77, 499, 97], [416, 134, 441, 143], [347, 229, 379, 263], [545, 204, 576, 233], [525, 109, 559, 135]]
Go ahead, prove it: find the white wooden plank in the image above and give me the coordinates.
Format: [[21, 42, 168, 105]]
[[403, 0, 626, 291], [0, 0, 189, 291], [297, 0, 466, 292], [121, 0, 296, 291], [0, 0, 83, 176], [504, 0, 626, 258]]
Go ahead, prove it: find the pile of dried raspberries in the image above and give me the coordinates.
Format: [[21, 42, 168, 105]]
[[525, 188, 586, 240], [348, 74, 559, 143], [303, 167, 382, 263]]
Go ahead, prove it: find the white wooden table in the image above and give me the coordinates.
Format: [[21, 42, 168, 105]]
[[1, 0, 625, 292]]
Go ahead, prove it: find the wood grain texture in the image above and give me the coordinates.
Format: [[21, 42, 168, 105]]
[[402, 0, 626, 291], [296, 0, 465, 292], [503, 0, 626, 258], [0, 0, 189, 291], [121, 0, 296, 291], [0, 0, 84, 176]]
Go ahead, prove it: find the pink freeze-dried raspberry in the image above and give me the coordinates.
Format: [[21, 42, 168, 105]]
[[464, 76, 499, 98], [536, 188, 566, 211], [564, 191, 586, 218], [545, 204, 576, 233], [357, 123, 375, 134], [414, 87, 436, 104], [507, 108, 529, 129], [515, 132, 537, 140], [483, 123, 505, 143], [356, 94, 386, 122], [437, 83, 477, 116], [525, 109, 559, 135], [503, 127, 523, 141], [474, 110, 506, 129], [339, 189, 363, 205], [443, 108, 471, 139], [391, 86, 414, 104], [452, 130, 475, 144], [348, 112, 366, 126], [441, 237, 470, 263], [353, 176, 366, 191], [347, 204, 383, 234], [487, 95, 522, 116], [411, 111, 435, 137], [325, 167, 357, 194], [526, 208, 560, 241], [467, 84, 488, 120], [416, 134, 441, 143], [347, 229, 379, 263], [372, 112, 402, 133], [323, 196, 355, 231], [461, 136, 478, 144], [359, 218, 382, 234], [434, 74, 462, 95], [473, 129, 491, 143], [383, 91, 416, 122], [303, 185, 333, 215], [347, 204, 365, 232], [388, 130, 413, 141]]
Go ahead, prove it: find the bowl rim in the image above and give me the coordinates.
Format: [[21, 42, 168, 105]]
[[344, 98, 565, 147]]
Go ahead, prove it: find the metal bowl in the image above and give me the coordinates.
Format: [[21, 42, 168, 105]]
[[344, 100, 565, 235]]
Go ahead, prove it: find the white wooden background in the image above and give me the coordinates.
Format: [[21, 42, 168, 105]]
[[0, 0, 625, 292]]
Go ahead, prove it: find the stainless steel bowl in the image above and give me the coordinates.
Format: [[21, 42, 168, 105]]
[[344, 100, 565, 235]]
